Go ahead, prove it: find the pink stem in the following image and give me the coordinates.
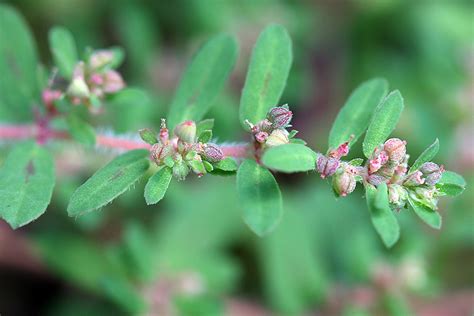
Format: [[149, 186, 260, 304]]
[[0, 124, 249, 157]]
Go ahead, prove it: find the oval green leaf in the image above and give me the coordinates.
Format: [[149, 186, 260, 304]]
[[67, 150, 150, 216], [0, 4, 40, 121], [144, 167, 172, 205], [262, 144, 316, 173], [237, 159, 283, 236], [239, 24, 292, 129], [410, 138, 439, 171], [49, 26, 78, 79], [167, 34, 238, 128], [408, 196, 441, 229], [328, 78, 388, 149], [362, 90, 404, 158], [365, 183, 400, 248], [436, 171, 466, 196], [0, 141, 55, 229]]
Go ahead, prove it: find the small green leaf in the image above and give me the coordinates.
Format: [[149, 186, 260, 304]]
[[0, 141, 55, 228], [49, 26, 78, 79], [0, 4, 40, 121], [203, 161, 214, 172], [144, 167, 172, 205], [363, 90, 404, 158], [328, 78, 388, 149], [365, 183, 400, 248], [198, 130, 212, 143], [410, 138, 439, 171], [66, 114, 96, 146], [289, 138, 307, 145], [436, 171, 466, 196], [67, 150, 150, 216], [188, 160, 206, 175], [196, 118, 214, 136], [239, 24, 292, 128], [108, 46, 125, 69], [349, 158, 364, 166], [167, 34, 238, 128], [237, 159, 283, 236], [262, 144, 316, 173], [213, 157, 238, 172], [408, 197, 441, 229], [139, 128, 158, 145]]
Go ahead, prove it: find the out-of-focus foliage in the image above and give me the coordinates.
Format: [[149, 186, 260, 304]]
[[0, 1, 473, 315]]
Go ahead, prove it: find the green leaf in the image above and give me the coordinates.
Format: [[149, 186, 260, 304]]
[[144, 167, 172, 205], [262, 144, 316, 173], [167, 34, 238, 128], [196, 118, 214, 137], [212, 157, 238, 172], [0, 142, 55, 228], [49, 26, 78, 79], [66, 114, 96, 146], [138, 128, 158, 145], [67, 150, 150, 216], [365, 183, 400, 247], [198, 130, 212, 143], [349, 158, 364, 166], [0, 4, 40, 121], [436, 171, 466, 196], [239, 24, 292, 128], [328, 78, 388, 149], [408, 196, 441, 229], [410, 138, 439, 171], [236, 159, 283, 236], [362, 90, 404, 158]]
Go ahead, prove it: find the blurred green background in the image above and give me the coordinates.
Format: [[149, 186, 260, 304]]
[[0, 0, 473, 315]]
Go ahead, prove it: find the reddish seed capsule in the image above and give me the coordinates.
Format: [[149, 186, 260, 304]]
[[255, 131, 269, 144], [404, 171, 425, 187], [203, 143, 224, 162], [384, 138, 407, 163], [332, 169, 356, 197], [174, 120, 197, 143], [420, 162, 443, 186], [316, 154, 340, 178], [267, 106, 293, 128], [150, 143, 172, 165]]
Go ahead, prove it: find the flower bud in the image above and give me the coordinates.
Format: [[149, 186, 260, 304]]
[[102, 70, 125, 94], [388, 184, 408, 207], [368, 150, 389, 174], [404, 171, 425, 187], [173, 160, 190, 181], [265, 129, 289, 147], [67, 77, 90, 99], [258, 119, 273, 132], [150, 143, 172, 165], [89, 50, 115, 69], [384, 138, 407, 163], [174, 120, 196, 143], [202, 143, 224, 163], [267, 106, 292, 128], [332, 169, 356, 197], [419, 162, 443, 186], [42, 89, 62, 109], [316, 154, 340, 178], [255, 131, 268, 143]]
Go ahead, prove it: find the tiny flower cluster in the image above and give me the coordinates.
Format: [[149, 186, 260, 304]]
[[317, 138, 445, 211], [42, 49, 126, 114], [140, 119, 225, 181], [245, 105, 296, 148]]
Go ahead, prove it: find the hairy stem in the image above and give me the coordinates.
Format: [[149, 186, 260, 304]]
[[0, 124, 250, 158]]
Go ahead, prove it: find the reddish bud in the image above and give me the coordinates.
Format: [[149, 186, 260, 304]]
[[267, 106, 293, 128], [316, 154, 340, 178], [404, 171, 425, 187], [203, 143, 224, 163], [150, 143, 172, 165], [419, 162, 443, 186], [367, 174, 388, 186], [368, 150, 389, 174], [89, 50, 115, 69], [255, 131, 268, 143], [42, 89, 62, 109], [102, 70, 125, 93], [384, 138, 407, 163]]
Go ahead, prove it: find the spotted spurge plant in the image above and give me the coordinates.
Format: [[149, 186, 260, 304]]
[[0, 5, 466, 248]]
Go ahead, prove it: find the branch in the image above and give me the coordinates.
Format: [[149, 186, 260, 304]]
[[0, 124, 250, 158]]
